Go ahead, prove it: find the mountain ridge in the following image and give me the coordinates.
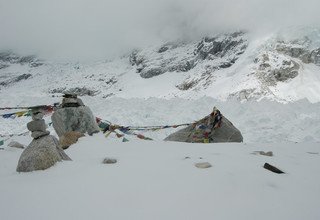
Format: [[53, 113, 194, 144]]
[[1, 28, 320, 103]]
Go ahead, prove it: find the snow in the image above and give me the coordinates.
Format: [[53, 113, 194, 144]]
[[1, 96, 320, 219], [1, 134, 320, 220]]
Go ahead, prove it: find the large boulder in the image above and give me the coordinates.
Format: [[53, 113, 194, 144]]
[[52, 106, 100, 137], [16, 135, 71, 172], [164, 108, 243, 143]]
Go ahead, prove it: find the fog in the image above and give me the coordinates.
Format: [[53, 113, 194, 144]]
[[0, 0, 319, 61]]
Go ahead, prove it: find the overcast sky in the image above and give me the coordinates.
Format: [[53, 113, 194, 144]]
[[0, 0, 319, 61]]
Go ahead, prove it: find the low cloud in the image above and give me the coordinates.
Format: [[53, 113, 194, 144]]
[[0, 0, 319, 61]]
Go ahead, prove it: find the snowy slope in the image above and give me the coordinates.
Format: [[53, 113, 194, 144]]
[[1, 28, 320, 102], [1, 135, 320, 220]]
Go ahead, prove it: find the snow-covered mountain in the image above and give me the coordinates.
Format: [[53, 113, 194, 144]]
[[1, 27, 320, 220], [1, 27, 320, 103]]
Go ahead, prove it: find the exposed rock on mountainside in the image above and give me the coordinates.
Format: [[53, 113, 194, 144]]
[[0, 73, 32, 87], [130, 32, 248, 79], [0, 51, 43, 68], [1, 28, 320, 103], [49, 87, 98, 96]]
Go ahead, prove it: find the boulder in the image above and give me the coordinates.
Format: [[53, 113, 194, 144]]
[[164, 108, 243, 143], [16, 135, 71, 172], [59, 131, 85, 149], [52, 106, 100, 137]]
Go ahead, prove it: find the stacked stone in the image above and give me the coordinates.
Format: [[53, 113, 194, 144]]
[[27, 111, 50, 139], [16, 110, 71, 172]]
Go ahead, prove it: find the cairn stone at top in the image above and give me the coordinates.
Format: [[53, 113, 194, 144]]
[[51, 93, 100, 137], [61, 93, 85, 107], [27, 110, 50, 139]]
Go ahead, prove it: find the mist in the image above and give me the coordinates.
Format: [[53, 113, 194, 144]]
[[0, 0, 319, 61]]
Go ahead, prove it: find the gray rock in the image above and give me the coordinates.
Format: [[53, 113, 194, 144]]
[[253, 151, 273, 157], [8, 141, 25, 149], [0, 74, 32, 87], [102, 158, 117, 164], [164, 108, 243, 143], [140, 67, 164, 78], [31, 131, 50, 139], [16, 135, 71, 172], [27, 119, 47, 132], [32, 112, 44, 120], [52, 106, 100, 137], [310, 48, 320, 65], [195, 162, 212, 169]]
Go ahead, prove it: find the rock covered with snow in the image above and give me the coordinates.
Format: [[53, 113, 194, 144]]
[[164, 108, 243, 143], [52, 96, 100, 137]]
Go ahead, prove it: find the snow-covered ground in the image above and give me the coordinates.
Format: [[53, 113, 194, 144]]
[[1, 134, 320, 220], [0, 95, 320, 220]]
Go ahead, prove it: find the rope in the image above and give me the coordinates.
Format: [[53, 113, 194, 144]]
[[96, 117, 192, 141], [0, 103, 59, 111]]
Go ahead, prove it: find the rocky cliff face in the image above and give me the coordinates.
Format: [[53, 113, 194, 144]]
[[130, 31, 248, 79], [0, 52, 43, 88]]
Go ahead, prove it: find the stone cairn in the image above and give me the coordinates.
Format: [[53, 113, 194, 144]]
[[28, 110, 50, 139], [16, 110, 71, 172]]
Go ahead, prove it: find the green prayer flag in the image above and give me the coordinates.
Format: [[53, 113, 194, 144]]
[[0, 140, 4, 146]]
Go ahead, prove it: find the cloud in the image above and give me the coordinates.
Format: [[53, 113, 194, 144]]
[[0, 0, 319, 61]]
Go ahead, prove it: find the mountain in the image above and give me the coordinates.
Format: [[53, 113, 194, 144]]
[[1, 27, 320, 103]]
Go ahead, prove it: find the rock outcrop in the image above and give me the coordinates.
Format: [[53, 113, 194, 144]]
[[130, 32, 248, 79]]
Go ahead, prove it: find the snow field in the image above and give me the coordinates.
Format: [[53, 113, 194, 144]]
[[0, 134, 319, 220]]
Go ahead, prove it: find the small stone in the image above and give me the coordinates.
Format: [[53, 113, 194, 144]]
[[31, 131, 50, 139], [8, 141, 25, 149], [307, 152, 319, 155], [195, 162, 212, 169], [263, 163, 285, 174], [102, 158, 117, 164], [32, 112, 44, 120], [253, 151, 273, 157]]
